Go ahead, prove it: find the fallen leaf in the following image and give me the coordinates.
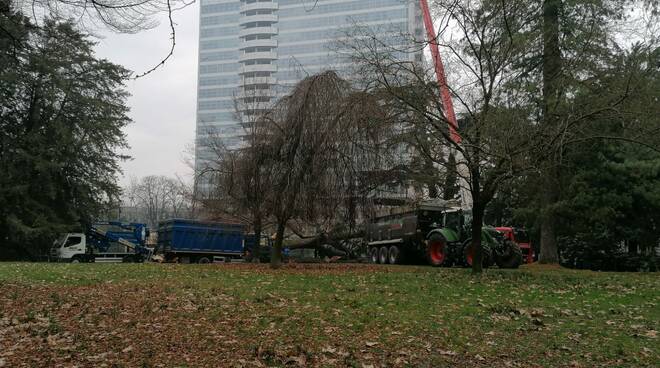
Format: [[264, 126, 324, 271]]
[[285, 355, 306, 366], [321, 346, 337, 354], [643, 330, 657, 339]]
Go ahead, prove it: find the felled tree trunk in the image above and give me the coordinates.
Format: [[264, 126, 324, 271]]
[[285, 230, 365, 259]]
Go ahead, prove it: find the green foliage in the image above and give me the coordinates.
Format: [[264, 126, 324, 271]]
[[556, 142, 660, 268], [0, 8, 131, 259]]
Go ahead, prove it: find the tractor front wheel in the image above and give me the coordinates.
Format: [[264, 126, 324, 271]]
[[495, 240, 523, 269], [426, 233, 446, 267]]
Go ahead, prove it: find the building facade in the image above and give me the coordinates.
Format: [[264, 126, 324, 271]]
[[195, 0, 423, 175]]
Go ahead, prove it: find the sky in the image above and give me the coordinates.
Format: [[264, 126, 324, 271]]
[[93, 2, 200, 186]]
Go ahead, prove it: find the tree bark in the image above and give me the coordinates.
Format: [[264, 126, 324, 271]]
[[539, 0, 562, 264], [539, 182, 559, 263], [270, 221, 286, 269], [252, 213, 261, 263], [469, 164, 484, 274], [443, 152, 458, 200], [470, 202, 485, 275]]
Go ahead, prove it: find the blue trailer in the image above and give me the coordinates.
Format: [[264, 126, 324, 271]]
[[157, 219, 245, 263]]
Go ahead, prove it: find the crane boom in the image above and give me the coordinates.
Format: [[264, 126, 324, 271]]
[[419, 0, 461, 143], [419, 1, 472, 208]]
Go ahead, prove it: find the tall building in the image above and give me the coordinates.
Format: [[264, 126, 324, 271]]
[[195, 0, 423, 174]]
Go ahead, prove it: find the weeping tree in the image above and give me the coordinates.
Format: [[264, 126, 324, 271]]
[[260, 71, 391, 268], [202, 71, 391, 268]]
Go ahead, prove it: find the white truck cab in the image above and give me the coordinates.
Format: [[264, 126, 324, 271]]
[[50, 228, 149, 263], [51, 233, 87, 262]]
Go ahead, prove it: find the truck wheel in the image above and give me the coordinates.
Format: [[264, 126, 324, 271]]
[[388, 245, 401, 264], [463, 240, 493, 268], [379, 246, 389, 264], [70, 256, 81, 263], [369, 247, 379, 263], [122, 255, 134, 263], [426, 233, 446, 267], [197, 257, 211, 264], [495, 240, 523, 269]]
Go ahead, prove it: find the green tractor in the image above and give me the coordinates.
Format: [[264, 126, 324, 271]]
[[365, 200, 523, 268]]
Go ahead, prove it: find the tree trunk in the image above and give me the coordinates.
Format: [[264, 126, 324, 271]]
[[539, 210, 559, 263], [270, 221, 286, 269], [471, 202, 485, 275], [539, 168, 560, 263], [252, 214, 261, 263], [539, 0, 562, 264], [443, 152, 458, 200], [469, 163, 484, 275]]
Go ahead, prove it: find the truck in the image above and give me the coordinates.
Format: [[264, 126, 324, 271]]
[[156, 219, 245, 263], [50, 222, 151, 263], [365, 200, 522, 268]]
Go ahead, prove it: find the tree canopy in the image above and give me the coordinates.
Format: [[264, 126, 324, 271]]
[[0, 7, 131, 259]]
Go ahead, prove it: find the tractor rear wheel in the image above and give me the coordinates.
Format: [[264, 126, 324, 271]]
[[369, 247, 379, 263], [388, 245, 401, 264], [463, 240, 493, 268], [426, 233, 446, 267], [379, 246, 389, 264], [495, 240, 523, 269]]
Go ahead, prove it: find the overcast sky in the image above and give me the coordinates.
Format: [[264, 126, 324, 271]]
[[93, 3, 200, 187]]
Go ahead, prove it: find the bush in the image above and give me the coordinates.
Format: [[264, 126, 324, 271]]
[[559, 235, 659, 272]]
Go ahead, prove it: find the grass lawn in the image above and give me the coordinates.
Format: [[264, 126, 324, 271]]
[[0, 263, 657, 367]]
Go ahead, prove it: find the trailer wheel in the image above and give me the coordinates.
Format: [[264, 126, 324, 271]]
[[122, 255, 134, 263], [197, 257, 211, 264], [369, 247, 379, 263], [426, 233, 446, 267], [378, 246, 389, 264], [388, 245, 401, 264]]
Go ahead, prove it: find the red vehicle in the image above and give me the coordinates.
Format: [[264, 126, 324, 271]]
[[496, 227, 534, 264]]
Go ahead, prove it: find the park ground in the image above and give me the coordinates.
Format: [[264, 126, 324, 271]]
[[0, 263, 657, 368]]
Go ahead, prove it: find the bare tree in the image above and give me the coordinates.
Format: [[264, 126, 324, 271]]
[[341, 0, 541, 273], [123, 175, 193, 228], [8, 0, 194, 77], [198, 88, 277, 262]]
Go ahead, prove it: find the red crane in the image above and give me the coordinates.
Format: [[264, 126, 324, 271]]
[[419, 0, 461, 143]]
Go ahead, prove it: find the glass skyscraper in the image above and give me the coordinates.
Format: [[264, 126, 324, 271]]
[[195, 0, 422, 173]]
